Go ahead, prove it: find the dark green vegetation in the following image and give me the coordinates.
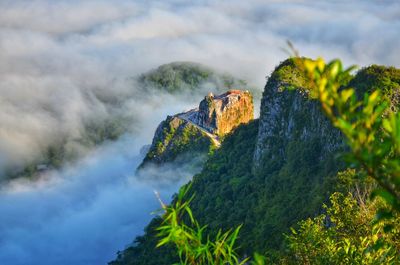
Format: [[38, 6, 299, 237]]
[[298, 58, 400, 213], [250, 58, 345, 250], [271, 58, 352, 94], [185, 120, 260, 250], [138, 62, 250, 94], [348, 65, 400, 94], [271, 58, 313, 91], [111, 61, 400, 264], [139, 116, 214, 169], [281, 57, 400, 264], [150, 171, 400, 265], [111, 218, 178, 265], [348, 65, 400, 111], [156, 184, 247, 265], [286, 189, 400, 264], [111, 120, 259, 265]]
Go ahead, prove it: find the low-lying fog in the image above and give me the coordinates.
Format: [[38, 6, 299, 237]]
[[0, 0, 399, 264]]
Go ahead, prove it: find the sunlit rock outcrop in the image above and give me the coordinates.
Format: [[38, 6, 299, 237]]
[[139, 90, 254, 169]]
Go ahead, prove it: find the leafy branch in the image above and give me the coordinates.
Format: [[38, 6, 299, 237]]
[[291, 56, 400, 219], [155, 184, 249, 265]]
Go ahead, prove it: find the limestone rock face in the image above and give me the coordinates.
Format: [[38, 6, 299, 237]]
[[196, 90, 254, 136], [253, 59, 344, 174], [139, 89, 254, 169]]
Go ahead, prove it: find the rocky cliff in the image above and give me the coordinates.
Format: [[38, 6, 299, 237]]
[[112, 60, 346, 264], [253, 59, 344, 174], [110, 61, 400, 265], [139, 90, 254, 169], [186, 59, 346, 251], [196, 90, 253, 136]]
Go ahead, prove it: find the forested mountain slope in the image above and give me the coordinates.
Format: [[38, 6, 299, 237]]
[[137, 62, 250, 94], [110, 60, 400, 264]]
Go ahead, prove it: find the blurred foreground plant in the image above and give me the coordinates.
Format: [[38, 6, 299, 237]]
[[155, 54, 400, 264], [291, 56, 400, 223], [155, 184, 249, 265]]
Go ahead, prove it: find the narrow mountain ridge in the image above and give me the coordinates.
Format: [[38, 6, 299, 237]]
[[138, 90, 254, 169]]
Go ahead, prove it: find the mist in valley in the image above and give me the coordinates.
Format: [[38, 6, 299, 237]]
[[0, 0, 399, 264]]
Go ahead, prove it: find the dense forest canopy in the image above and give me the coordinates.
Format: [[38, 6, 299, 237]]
[[138, 62, 251, 94]]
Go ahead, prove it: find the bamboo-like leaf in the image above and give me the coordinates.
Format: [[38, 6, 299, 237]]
[[340, 89, 354, 103]]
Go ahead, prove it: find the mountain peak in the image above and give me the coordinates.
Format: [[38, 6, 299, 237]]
[[182, 90, 254, 137], [139, 89, 254, 169]]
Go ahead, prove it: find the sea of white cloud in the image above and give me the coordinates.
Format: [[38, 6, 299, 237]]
[[0, 0, 399, 264]]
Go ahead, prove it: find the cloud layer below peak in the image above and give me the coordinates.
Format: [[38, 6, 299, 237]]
[[0, 1, 399, 264]]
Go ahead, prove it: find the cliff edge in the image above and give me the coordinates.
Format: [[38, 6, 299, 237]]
[[139, 90, 254, 169]]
